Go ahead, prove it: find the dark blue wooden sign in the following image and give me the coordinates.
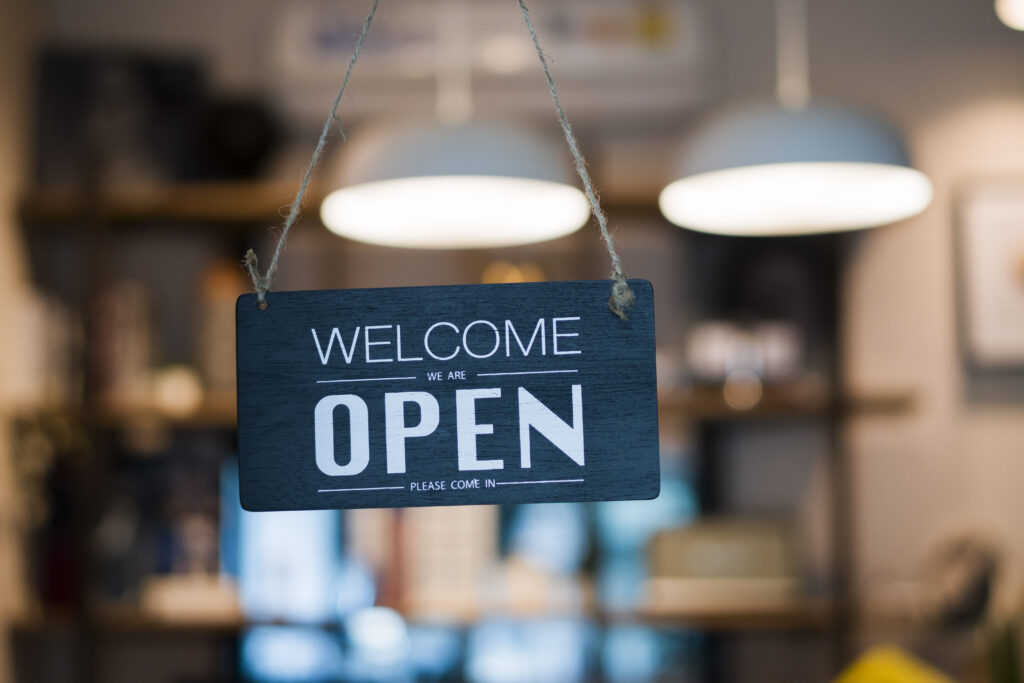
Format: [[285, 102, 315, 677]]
[[235, 279, 659, 511]]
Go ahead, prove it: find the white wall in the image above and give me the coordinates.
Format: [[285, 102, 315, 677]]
[[847, 97, 1024, 604], [692, 0, 1024, 606], [802, 0, 1024, 604]]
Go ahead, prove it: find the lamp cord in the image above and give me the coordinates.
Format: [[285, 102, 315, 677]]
[[245, 0, 635, 320], [436, 0, 474, 125], [776, 0, 810, 110], [244, 0, 382, 308], [517, 0, 634, 319]]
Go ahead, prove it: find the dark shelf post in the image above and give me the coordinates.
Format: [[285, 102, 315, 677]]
[[827, 235, 856, 672]]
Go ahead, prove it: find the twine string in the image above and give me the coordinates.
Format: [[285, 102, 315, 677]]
[[516, 0, 635, 320], [244, 0, 382, 308], [245, 0, 635, 320]]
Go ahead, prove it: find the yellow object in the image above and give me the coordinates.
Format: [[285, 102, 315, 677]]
[[834, 647, 956, 683]]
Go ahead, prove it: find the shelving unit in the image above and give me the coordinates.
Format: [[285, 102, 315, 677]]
[[13, 180, 917, 683], [20, 182, 320, 225]]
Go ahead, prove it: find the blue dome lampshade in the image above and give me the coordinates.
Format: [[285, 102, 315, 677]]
[[658, 104, 933, 236], [320, 122, 591, 249]]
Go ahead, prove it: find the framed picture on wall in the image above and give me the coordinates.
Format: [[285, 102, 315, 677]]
[[958, 180, 1024, 367]]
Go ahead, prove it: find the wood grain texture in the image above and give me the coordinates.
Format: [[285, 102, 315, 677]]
[[236, 279, 659, 511]]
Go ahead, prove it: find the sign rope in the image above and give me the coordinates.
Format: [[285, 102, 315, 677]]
[[244, 0, 382, 309], [515, 0, 634, 319], [243, 0, 635, 320]]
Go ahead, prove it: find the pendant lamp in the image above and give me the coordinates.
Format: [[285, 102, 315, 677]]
[[320, 121, 590, 249], [659, 0, 932, 236], [996, 0, 1024, 30], [319, 0, 590, 249]]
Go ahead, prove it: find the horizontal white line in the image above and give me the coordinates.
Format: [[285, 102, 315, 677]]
[[318, 486, 406, 493], [317, 376, 416, 384], [495, 478, 584, 486], [476, 370, 578, 377]]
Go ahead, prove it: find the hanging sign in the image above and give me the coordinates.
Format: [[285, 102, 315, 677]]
[[236, 279, 659, 511]]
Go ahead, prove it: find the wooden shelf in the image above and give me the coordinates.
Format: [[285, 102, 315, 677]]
[[96, 394, 237, 429], [19, 181, 660, 227], [659, 383, 914, 422], [840, 390, 917, 416], [603, 600, 834, 631], [12, 396, 237, 431], [14, 613, 250, 637], [17, 385, 911, 431], [20, 181, 323, 225], [14, 600, 835, 637], [18, 383, 912, 433]]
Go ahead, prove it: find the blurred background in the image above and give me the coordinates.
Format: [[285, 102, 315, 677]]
[[2, 0, 1024, 681]]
